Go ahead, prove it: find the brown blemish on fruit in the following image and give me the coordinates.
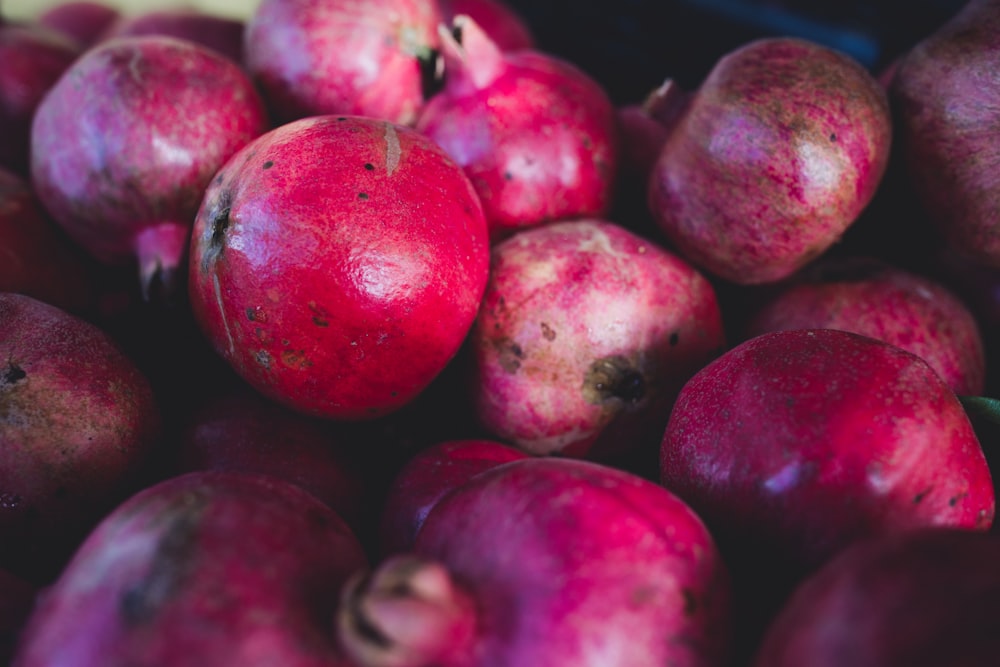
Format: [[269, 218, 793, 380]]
[[255, 350, 272, 369], [914, 487, 933, 503], [358, 192, 369, 200], [949, 493, 967, 507], [384, 123, 401, 176], [364, 163, 375, 171], [313, 317, 329, 327], [540, 322, 556, 341], [495, 339, 525, 373], [281, 350, 312, 370], [583, 355, 645, 404], [2, 362, 26, 386], [119, 492, 206, 626], [262, 160, 274, 169]]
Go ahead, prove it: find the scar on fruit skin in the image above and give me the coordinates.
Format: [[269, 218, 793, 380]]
[[384, 123, 401, 176]]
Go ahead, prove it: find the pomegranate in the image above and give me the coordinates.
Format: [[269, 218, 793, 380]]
[[338, 457, 732, 667], [188, 114, 491, 421], [439, 0, 535, 51], [244, 0, 442, 125], [101, 7, 245, 64], [468, 219, 725, 461], [661, 327, 993, 573], [11, 471, 368, 667], [415, 15, 619, 240], [30, 34, 269, 302], [378, 438, 529, 555], [890, 0, 1000, 268], [753, 528, 1000, 667], [36, 0, 120, 49], [174, 386, 369, 532], [0, 20, 80, 176], [0, 166, 95, 314], [648, 37, 892, 284], [743, 256, 987, 396], [0, 292, 161, 582]]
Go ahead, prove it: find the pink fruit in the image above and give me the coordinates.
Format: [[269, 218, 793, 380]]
[[753, 528, 1000, 667], [174, 387, 368, 531], [245, 0, 442, 125], [11, 470, 367, 667], [36, 1, 120, 49], [338, 457, 732, 667], [648, 37, 892, 284], [415, 16, 619, 240], [101, 7, 245, 64], [890, 0, 1000, 268], [0, 166, 95, 313], [30, 35, 269, 301], [0, 292, 161, 581], [744, 256, 987, 396], [660, 328, 994, 575], [439, 0, 535, 51], [616, 78, 692, 187], [469, 219, 725, 460], [0, 21, 80, 176], [188, 114, 491, 420], [378, 438, 529, 555]]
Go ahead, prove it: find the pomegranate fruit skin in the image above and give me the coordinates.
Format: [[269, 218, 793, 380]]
[[0, 22, 80, 177], [245, 0, 441, 126], [30, 35, 269, 299], [174, 387, 368, 532], [752, 528, 1000, 667], [37, 1, 121, 49], [0, 292, 161, 580], [439, 0, 535, 51], [469, 219, 725, 459], [416, 18, 619, 239], [0, 167, 95, 314], [890, 0, 1000, 268], [412, 457, 732, 667], [188, 115, 491, 421], [660, 328, 995, 577], [744, 257, 987, 396], [11, 471, 367, 667], [648, 37, 891, 284], [101, 8, 246, 64], [377, 438, 530, 556]]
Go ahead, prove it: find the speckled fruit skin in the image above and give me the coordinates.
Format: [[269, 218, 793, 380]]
[[0, 293, 161, 580], [188, 115, 491, 421], [245, 0, 441, 126], [11, 471, 367, 667], [378, 439, 529, 556], [660, 328, 994, 578], [648, 37, 891, 284], [890, 0, 1000, 268], [752, 528, 1000, 667], [0, 167, 95, 314], [469, 219, 725, 459], [416, 17, 618, 240], [30, 35, 269, 300], [0, 22, 80, 177], [339, 457, 732, 667], [744, 256, 987, 396]]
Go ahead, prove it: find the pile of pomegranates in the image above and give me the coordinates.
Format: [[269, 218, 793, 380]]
[[3, 0, 998, 665]]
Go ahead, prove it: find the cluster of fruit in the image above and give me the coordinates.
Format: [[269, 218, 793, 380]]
[[2, 0, 1000, 665]]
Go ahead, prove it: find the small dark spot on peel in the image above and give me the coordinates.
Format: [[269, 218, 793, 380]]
[[829, 133, 837, 142], [246, 308, 256, 321], [364, 163, 375, 171], [503, 171, 513, 181], [682, 588, 698, 616], [669, 332, 679, 346], [541, 322, 556, 341], [949, 493, 967, 507], [262, 160, 274, 169], [2, 363, 26, 385], [358, 192, 369, 200], [312, 316, 329, 327]]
